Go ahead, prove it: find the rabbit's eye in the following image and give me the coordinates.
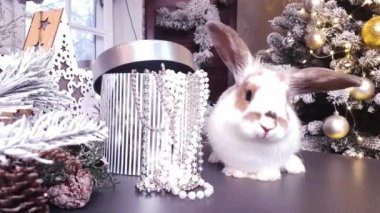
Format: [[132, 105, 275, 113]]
[[245, 90, 253, 102]]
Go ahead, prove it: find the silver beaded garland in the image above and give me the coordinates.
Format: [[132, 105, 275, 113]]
[[133, 65, 213, 200]]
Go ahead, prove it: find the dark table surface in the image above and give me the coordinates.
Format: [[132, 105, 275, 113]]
[[51, 151, 380, 213]]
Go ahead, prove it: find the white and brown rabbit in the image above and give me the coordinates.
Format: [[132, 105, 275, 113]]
[[206, 21, 362, 181]]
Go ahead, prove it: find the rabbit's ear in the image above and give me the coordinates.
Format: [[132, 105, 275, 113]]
[[286, 67, 362, 95], [206, 20, 253, 85]]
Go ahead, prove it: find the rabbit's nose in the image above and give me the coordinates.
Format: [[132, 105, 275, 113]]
[[260, 124, 273, 133], [260, 113, 277, 132]]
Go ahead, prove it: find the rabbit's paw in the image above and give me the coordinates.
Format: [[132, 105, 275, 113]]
[[222, 167, 249, 178], [254, 168, 281, 182], [284, 155, 305, 174]]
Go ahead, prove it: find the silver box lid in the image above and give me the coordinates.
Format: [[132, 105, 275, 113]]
[[92, 40, 195, 94]]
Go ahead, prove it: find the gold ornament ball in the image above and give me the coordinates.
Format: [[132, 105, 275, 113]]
[[350, 78, 375, 100], [305, 30, 326, 50], [335, 57, 355, 74], [304, 0, 325, 12], [362, 16, 380, 48], [323, 112, 350, 139]]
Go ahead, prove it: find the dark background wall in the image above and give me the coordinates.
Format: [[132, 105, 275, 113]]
[[237, 0, 293, 54]]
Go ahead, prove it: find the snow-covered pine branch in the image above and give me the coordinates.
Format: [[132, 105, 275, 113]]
[[0, 48, 70, 111], [0, 110, 108, 164], [156, 0, 220, 66]]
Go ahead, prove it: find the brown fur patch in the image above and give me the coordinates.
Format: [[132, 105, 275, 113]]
[[277, 117, 289, 129], [235, 73, 262, 111], [243, 112, 262, 122], [276, 105, 290, 129]]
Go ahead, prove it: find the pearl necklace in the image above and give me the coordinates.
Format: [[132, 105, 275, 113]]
[[132, 66, 213, 199]]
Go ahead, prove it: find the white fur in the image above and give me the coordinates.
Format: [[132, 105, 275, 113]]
[[222, 167, 249, 178], [284, 155, 306, 174], [207, 67, 304, 181], [254, 168, 282, 181]]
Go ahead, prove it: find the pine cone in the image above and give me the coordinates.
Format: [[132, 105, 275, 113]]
[[47, 168, 93, 209], [0, 161, 49, 213], [40, 149, 94, 209], [39, 149, 81, 174]]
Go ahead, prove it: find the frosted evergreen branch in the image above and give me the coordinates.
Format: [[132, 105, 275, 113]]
[[359, 50, 380, 69], [0, 111, 108, 163], [0, 48, 70, 111], [156, 0, 220, 66], [331, 31, 361, 50], [327, 89, 350, 105]]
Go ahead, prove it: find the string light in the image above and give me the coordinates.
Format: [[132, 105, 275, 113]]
[[302, 59, 307, 64], [344, 43, 352, 49], [375, 56, 380, 62], [305, 0, 373, 147], [344, 43, 352, 54], [346, 102, 363, 145], [332, 17, 339, 24]]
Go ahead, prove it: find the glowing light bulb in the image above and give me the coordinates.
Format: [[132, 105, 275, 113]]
[[332, 17, 339, 24], [344, 43, 352, 49]]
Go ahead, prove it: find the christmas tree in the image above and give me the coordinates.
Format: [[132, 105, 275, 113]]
[[260, 0, 380, 158]]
